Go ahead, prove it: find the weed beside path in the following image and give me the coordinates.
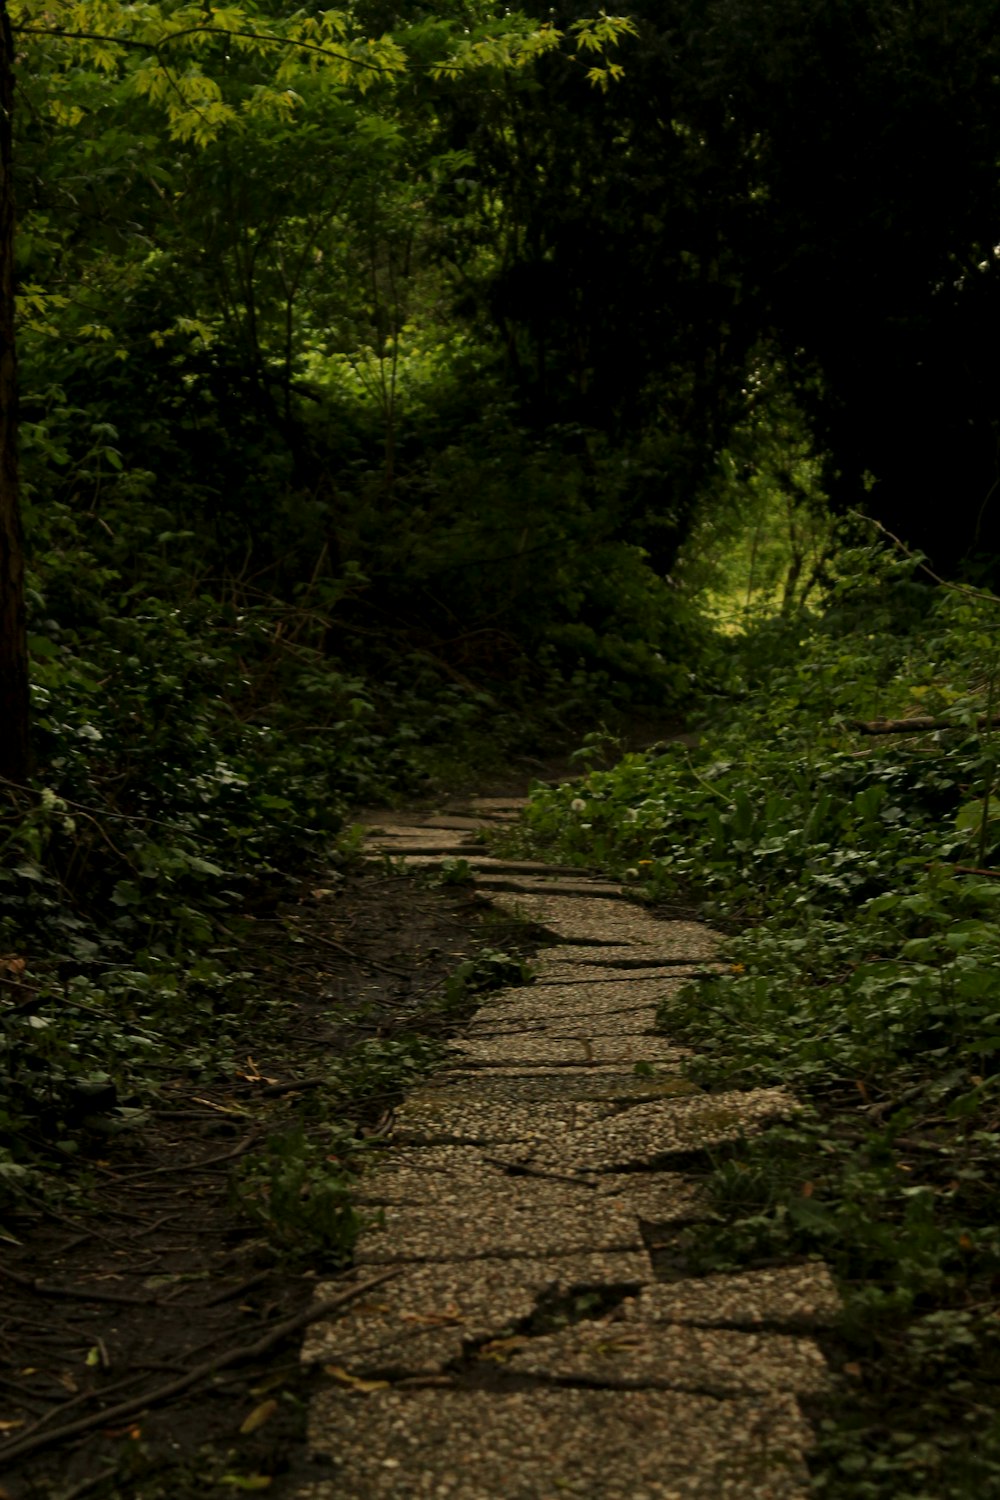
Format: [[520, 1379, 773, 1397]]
[[511, 580, 1000, 1498]]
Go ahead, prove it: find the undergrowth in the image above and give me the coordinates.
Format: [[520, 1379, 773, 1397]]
[[514, 548, 1000, 1499], [0, 479, 609, 1215]]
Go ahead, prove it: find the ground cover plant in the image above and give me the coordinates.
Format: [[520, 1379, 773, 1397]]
[[514, 547, 1000, 1498]]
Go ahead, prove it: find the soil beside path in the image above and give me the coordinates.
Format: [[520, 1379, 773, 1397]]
[[1, 856, 538, 1500], [293, 800, 841, 1499]]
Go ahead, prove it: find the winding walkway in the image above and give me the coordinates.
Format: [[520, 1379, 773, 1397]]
[[297, 799, 837, 1499]]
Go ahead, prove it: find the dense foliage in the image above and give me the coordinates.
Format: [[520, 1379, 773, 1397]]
[[3, 1, 1000, 1487], [516, 553, 1000, 1496]]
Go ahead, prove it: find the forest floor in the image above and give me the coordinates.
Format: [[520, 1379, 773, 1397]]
[[1, 860, 542, 1500], [2, 718, 725, 1500]]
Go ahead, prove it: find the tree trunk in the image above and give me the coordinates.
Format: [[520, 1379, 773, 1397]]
[[0, 0, 28, 784]]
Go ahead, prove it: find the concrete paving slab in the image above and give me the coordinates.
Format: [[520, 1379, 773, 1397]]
[[628, 1264, 841, 1329], [302, 1387, 812, 1499], [471, 874, 630, 899], [464, 797, 528, 812], [426, 1071, 704, 1105], [467, 999, 661, 1031], [593, 1172, 708, 1221], [508, 1088, 797, 1172], [294, 827, 838, 1500], [374, 855, 585, 876], [488, 893, 716, 951], [501, 1317, 830, 1397], [364, 816, 485, 840], [365, 838, 483, 857], [407, 814, 498, 831], [354, 1143, 507, 1192], [353, 1179, 646, 1263], [472, 977, 681, 1020], [535, 943, 721, 972], [463, 1009, 662, 1038], [390, 1095, 617, 1146], [449, 1034, 691, 1067], [463, 1008, 659, 1040], [302, 1251, 653, 1375], [358, 1153, 704, 1220]]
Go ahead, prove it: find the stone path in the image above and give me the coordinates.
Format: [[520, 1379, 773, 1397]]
[[297, 800, 838, 1499]]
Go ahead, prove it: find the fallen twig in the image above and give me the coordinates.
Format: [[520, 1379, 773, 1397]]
[[848, 712, 1000, 735], [0, 1266, 155, 1306], [0, 1271, 397, 1464], [119, 1131, 259, 1181], [293, 925, 411, 979]]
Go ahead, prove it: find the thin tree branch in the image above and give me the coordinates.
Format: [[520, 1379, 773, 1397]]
[[0, 1271, 397, 1463]]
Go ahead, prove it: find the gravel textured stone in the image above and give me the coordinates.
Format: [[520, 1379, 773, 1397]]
[[535, 943, 722, 973], [390, 1094, 616, 1146], [302, 1251, 653, 1374], [501, 1317, 831, 1397], [464, 797, 527, 813], [466, 1002, 660, 1034], [592, 1172, 707, 1221], [629, 1264, 841, 1329], [354, 1179, 647, 1263], [436, 1064, 692, 1087], [449, 1033, 691, 1067], [425, 1071, 704, 1105], [506, 1088, 798, 1171], [487, 894, 720, 956], [471, 977, 685, 1021], [375, 855, 584, 876], [365, 835, 483, 856], [300, 814, 830, 1500], [302, 1387, 812, 1499], [473, 874, 630, 899], [404, 814, 498, 831], [465, 1007, 660, 1041]]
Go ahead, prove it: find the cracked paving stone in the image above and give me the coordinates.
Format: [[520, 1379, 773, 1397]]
[[373, 855, 584, 876], [502, 1088, 798, 1172], [626, 1264, 842, 1330], [466, 999, 660, 1032], [463, 1007, 659, 1040], [448, 1033, 691, 1067], [300, 1387, 812, 1499], [535, 943, 722, 974], [592, 1172, 707, 1221], [302, 1251, 653, 1375], [353, 1146, 510, 1203], [423, 1071, 703, 1105], [435, 1064, 693, 1085], [357, 1154, 705, 1221], [499, 1316, 830, 1397], [390, 1095, 617, 1146], [353, 1179, 646, 1263], [487, 894, 720, 954], [404, 814, 498, 831], [471, 977, 687, 1023], [463, 796, 527, 813], [473, 874, 630, 899], [365, 837, 483, 857]]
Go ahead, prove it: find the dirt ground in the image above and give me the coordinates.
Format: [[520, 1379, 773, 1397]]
[[0, 866, 537, 1500]]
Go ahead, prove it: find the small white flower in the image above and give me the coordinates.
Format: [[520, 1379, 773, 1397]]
[[570, 798, 587, 813], [624, 867, 639, 880]]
